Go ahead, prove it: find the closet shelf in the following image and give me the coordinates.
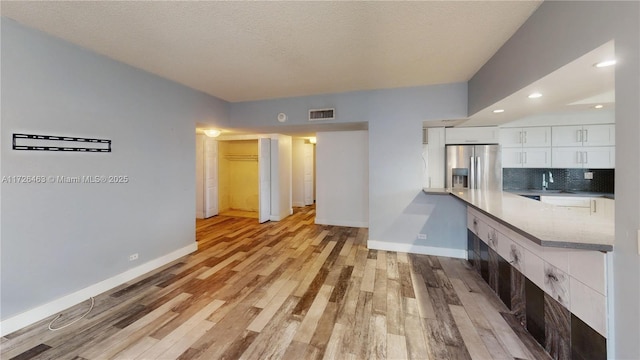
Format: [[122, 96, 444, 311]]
[[224, 154, 258, 161]]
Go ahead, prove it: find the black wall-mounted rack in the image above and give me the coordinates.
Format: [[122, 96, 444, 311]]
[[12, 133, 111, 152]]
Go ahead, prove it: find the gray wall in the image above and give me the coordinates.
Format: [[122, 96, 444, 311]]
[[469, 2, 640, 358], [230, 84, 468, 249], [0, 19, 228, 320], [315, 130, 369, 227]]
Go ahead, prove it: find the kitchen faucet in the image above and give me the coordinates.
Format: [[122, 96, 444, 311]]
[[542, 171, 554, 190]]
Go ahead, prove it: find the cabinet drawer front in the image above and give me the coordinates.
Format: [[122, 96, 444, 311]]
[[568, 250, 606, 295], [540, 196, 591, 207]]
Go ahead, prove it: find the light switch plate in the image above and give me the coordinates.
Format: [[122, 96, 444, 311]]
[[584, 172, 594, 180]]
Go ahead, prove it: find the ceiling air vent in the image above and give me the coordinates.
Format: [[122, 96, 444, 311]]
[[309, 108, 335, 121]]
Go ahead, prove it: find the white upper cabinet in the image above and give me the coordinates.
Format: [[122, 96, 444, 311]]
[[551, 124, 614, 168], [445, 127, 499, 144], [552, 124, 615, 147], [583, 124, 615, 146], [500, 127, 551, 148], [500, 127, 551, 168], [503, 147, 551, 168], [551, 146, 615, 169]]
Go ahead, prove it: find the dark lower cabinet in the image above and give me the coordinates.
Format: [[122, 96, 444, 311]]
[[510, 267, 526, 327], [479, 240, 489, 283], [467, 223, 607, 360], [498, 255, 512, 309], [571, 314, 607, 360], [467, 230, 475, 264], [525, 278, 546, 346], [488, 248, 499, 293]]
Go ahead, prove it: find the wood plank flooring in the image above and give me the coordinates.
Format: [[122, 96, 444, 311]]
[[2, 205, 550, 360]]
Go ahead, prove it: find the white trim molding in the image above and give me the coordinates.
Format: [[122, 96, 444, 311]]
[[0, 242, 197, 336], [367, 240, 467, 259]]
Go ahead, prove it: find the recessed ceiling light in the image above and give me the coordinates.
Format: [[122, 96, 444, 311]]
[[594, 59, 616, 68], [528, 92, 542, 99], [492, 109, 505, 113], [594, 104, 604, 109], [204, 129, 221, 137]]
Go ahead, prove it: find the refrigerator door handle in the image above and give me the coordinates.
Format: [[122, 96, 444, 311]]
[[469, 156, 475, 189], [475, 156, 482, 189]]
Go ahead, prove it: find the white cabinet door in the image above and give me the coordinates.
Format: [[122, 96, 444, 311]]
[[583, 124, 615, 146], [500, 127, 550, 148], [522, 127, 551, 147], [522, 147, 551, 168], [303, 143, 314, 205], [552, 125, 583, 147], [204, 138, 219, 218], [427, 127, 446, 187], [500, 128, 525, 148], [583, 146, 615, 169], [258, 138, 271, 223], [591, 198, 614, 220], [502, 148, 523, 168], [445, 127, 499, 144], [552, 124, 615, 147], [552, 147, 583, 168]]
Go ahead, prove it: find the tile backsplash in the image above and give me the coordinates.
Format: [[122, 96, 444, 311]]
[[503, 168, 614, 193]]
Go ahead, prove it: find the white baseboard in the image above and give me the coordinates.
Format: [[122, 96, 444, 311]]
[[315, 218, 368, 228], [367, 240, 467, 259], [0, 242, 198, 336], [292, 201, 305, 207]]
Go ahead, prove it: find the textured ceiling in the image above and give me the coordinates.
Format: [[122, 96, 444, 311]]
[[1, 1, 541, 102]]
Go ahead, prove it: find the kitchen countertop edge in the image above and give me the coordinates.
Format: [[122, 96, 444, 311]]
[[422, 188, 614, 252]]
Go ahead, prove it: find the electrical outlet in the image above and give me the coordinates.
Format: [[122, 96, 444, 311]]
[[584, 172, 594, 180], [417, 234, 427, 240], [129, 253, 139, 261]]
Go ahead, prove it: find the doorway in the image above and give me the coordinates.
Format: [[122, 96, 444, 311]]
[[196, 136, 272, 223]]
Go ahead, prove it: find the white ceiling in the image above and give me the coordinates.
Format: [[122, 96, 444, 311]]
[[1, 1, 542, 103]]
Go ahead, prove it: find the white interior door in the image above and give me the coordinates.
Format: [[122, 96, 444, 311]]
[[258, 138, 271, 223], [303, 143, 314, 205], [204, 138, 218, 218]]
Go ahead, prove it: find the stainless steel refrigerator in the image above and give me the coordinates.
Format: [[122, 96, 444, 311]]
[[445, 145, 502, 191]]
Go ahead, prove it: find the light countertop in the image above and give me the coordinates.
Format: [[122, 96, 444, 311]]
[[423, 188, 614, 251]]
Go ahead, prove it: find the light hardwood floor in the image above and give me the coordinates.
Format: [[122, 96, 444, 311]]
[[2, 205, 550, 360]]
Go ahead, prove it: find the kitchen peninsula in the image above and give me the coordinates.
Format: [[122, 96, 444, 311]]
[[446, 188, 613, 251], [424, 187, 612, 359]]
